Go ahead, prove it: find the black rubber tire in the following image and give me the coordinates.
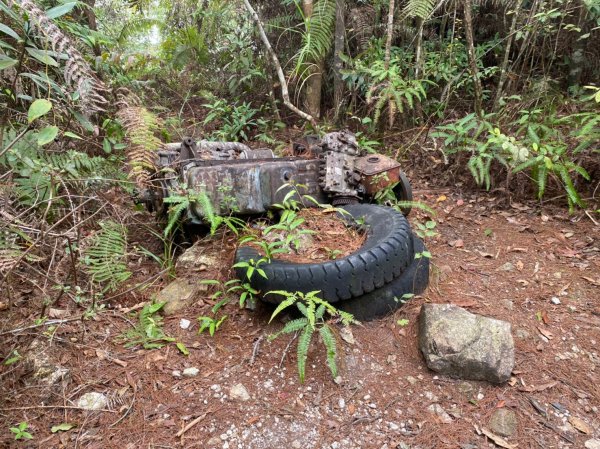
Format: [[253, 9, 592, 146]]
[[234, 204, 415, 303], [393, 170, 413, 216], [335, 238, 429, 321]]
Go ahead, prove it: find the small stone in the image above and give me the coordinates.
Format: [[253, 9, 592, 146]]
[[229, 383, 250, 401], [180, 319, 191, 329], [207, 436, 220, 446], [338, 398, 346, 409], [585, 439, 600, 449], [488, 408, 518, 437], [156, 279, 203, 315], [515, 329, 530, 339], [389, 422, 400, 431], [499, 262, 514, 272], [291, 441, 302, 449], [425, 391, 439, 402], [77, 392, 109, 410], [406, 376, 418, 385], [172, 370, 182, 378], [458, 382, 475, 400], [551, 297, 561, 305], [182, 367, 199, 377], [427, 404, 453, 423]]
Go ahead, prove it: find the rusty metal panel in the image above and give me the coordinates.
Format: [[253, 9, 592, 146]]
[[354, 155, 401, 195], [184, 158, 325, 219]]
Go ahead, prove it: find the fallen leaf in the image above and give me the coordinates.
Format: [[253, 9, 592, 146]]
[[48, 308, 68, 318], [480, 426, 518, 449], [518, 381, 557, 392], [51, 423, 75, 433], [508, 247, 528, 253], [569, 416, 592, 434], [437, 195, 447, 202], [496, 400, 506, 408], [340, 327, 355, 345], [516, 261, 524, 271], [537, 327, 554, 340], [541, 310, 550, 325], [0, 302, 8, 311], [246, 416, 260, 425], [508, 377, 517, 386], [476, 250, 494, 258], [449, 239, 464, 248], [582, 277, 600, 286], [347, 403, 356, 415], [456, 199, 464, 206], [451, 298, 479, 308]]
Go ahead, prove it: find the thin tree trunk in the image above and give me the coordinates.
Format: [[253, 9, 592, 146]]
[[384, 0, 395, 70], [303, 0, 322, 118], [462, 0, 483, 116], [493, 3, 520, 110], [414, 17, 424, 78], [83, 0, 101, 56], [333, 0, 345, 122], [241, 0, 316, 127]]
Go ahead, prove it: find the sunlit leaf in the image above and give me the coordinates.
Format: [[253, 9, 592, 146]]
[[28, 99, 52, 123]]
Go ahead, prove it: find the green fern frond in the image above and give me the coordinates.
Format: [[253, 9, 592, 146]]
[[297, 324, 314, 383], [319, 324, 337, 378], [294, 0, 335, 74], [271, 317, 309, 340], [84, 221, 131, 292], [399, 0, 437, 20]]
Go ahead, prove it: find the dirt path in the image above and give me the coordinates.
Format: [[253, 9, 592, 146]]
[[0, 186, 598, 449]]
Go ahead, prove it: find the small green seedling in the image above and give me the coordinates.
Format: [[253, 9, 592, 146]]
[[10, 422, 33, 440]]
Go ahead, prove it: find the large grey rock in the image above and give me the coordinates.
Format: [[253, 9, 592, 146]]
[[155, 278, 204, 315], [488, 408, 518, 437], [418, 304, 514, 384]]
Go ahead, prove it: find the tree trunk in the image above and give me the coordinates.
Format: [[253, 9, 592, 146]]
[[303, 0, 323, 118], [493, 3, 520, 110], [242, 0, 316, 127], [384, 0, 395, 70], [83, 0, 101, 56], [333, 0, 345, 122], [462, 0, 483, 116]]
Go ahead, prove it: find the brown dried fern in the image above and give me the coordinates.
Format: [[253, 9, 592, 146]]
[[12, 0, 109, 114], [116, 98, 162, 187]]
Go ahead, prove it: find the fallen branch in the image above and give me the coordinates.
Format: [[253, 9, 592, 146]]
[[241, 0, 317, 128], [176, 411, 210, 438]]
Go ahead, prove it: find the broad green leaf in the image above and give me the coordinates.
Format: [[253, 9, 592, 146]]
[[26, 47, 59, 67], [46, 2, 77, 19], [37, 126, 59, 146], [64, 131, 82, 140], [28, 99, 52, 123], [0, 23, 20, 40], [51, 423, 75, 433], [0, 55, 17, 70]]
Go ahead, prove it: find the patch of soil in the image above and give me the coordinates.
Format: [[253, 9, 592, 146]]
[[265, 208, 366, 264], [1, 181, 599, 449]]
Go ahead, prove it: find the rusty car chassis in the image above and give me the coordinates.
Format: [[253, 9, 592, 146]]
[[139, 131, 413, 224]]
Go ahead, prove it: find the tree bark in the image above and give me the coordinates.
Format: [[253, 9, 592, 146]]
[[462, 0, 483, 116], [493, 3, 520, 110], [241, 0, 316, 127], [384, 0, 395, 70], [302, 0, 322, 119], [333, 0, 345, 122]]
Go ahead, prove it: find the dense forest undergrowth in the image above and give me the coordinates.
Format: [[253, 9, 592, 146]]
[[0, 0, 599, 447]]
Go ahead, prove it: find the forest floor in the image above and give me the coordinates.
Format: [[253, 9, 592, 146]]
[[1, 172, 599, 449]]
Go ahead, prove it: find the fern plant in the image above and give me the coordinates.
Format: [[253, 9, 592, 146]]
[[117, 103, 163, 188], [82, 221, 131, 293], [267, 290, 356, 383], [163, 188, 247, 237], [121, 302, 174, 349]]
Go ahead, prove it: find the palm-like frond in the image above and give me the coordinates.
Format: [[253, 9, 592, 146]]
[[399, 0, 438, 20], [295, 0, 336, 73]]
